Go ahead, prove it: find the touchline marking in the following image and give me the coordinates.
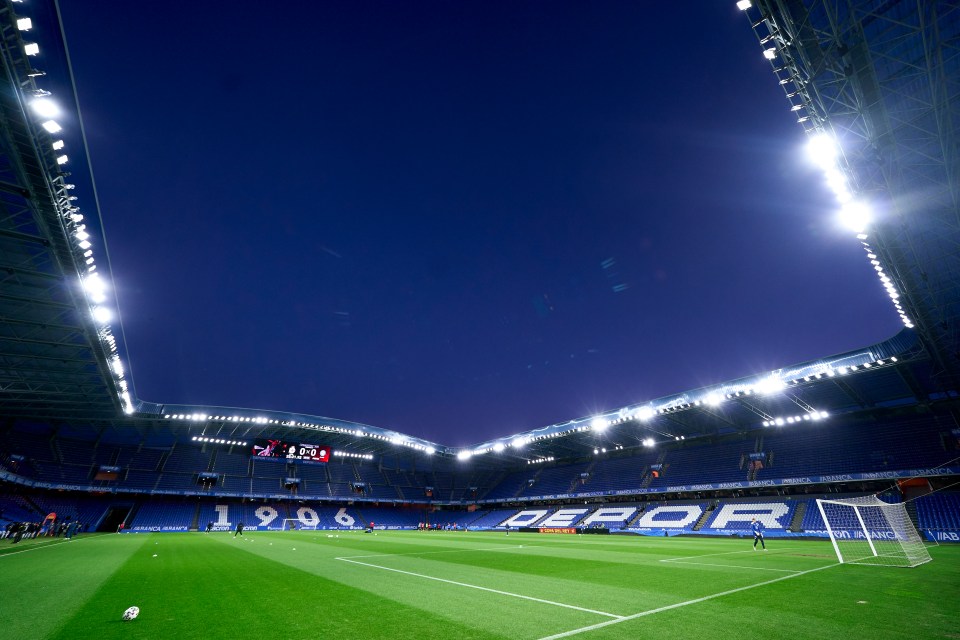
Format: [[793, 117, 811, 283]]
[[335, 556, 624, 619], [338, 544, 537, 560], [0, 535, 96, 558], [658, 560, 800, 573], [660, 548, 789, 562], [536, 562, 838, 640]]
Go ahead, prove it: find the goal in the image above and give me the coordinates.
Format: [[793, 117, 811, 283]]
[[280, 519, 314, 531], [816, 496, 931, 567]]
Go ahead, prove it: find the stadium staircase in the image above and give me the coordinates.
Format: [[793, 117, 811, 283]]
[[692, 502, 717, 531], [789, 501, 807, 532], [569, 461, 597, 492], [190, 503, 201, 531], [905, 500, 922, 532]]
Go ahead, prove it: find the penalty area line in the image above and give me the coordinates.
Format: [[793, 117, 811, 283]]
[[335, 556, 623, 619], [536, 562, 838, 640], [337, 544, 537, 560]]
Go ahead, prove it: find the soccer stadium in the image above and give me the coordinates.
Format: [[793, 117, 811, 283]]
[[1, 1, 959, 638]]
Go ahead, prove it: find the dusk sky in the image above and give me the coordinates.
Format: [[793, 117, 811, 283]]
[[55, 1, 901, 446]]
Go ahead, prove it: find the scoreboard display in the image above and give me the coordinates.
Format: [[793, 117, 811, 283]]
[[252, 438, 330, 463]]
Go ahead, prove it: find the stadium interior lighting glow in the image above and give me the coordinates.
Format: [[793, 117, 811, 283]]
[[30, 98, 59, 118], [424, 446, 435, 455], [456, 450, 472, 461], [591, 417, 609, 432], [642, 438, 655, 447], [24, 42, 39, 56], [838, 201, 872, 233], [736, 0, 752, 10], [492, 442, 505, 453], [16, 17, 32, 30]]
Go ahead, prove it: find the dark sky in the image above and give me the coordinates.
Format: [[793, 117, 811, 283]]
[[55, 1, 900, 446]]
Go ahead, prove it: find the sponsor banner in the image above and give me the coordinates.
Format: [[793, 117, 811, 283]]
[[925, 530, 960, 543], [539, 527, 577, 534], [130, 526, 189, 532]]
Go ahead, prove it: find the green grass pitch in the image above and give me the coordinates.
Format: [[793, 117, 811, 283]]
[[1, 530, 957, 639]]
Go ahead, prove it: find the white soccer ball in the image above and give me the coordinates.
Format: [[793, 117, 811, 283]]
[[122, 606, 140, 621]]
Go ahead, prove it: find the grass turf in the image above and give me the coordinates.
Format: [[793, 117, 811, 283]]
[[0, 531, 957, 639]]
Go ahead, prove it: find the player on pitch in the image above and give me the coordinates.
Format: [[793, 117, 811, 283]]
[[751, 517, 766, 550]]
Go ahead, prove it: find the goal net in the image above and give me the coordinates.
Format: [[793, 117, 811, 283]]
[[280, 519, 314, 531], [816, 496, 931, 567]]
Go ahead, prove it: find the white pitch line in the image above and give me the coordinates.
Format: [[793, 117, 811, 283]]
[[335, 556, 623, 619], [659, 548, 789, 562], [536, 562, 838, 640], [338, 544, 537, 560], [658, 560, 800, 573], [0, 535, 96, 558]]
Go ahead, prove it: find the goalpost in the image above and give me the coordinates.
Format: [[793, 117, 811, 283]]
[[280, 519, 314, 531], [816, 496, 931, 567]]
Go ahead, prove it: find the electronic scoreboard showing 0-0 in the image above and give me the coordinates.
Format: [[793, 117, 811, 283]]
[[251, 439, 330, 462]]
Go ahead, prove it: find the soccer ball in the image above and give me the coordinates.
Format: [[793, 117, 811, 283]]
[[122, 606, 140, 621]]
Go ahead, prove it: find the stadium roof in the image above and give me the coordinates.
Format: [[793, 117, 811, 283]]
[[0, 0, 957, 466]]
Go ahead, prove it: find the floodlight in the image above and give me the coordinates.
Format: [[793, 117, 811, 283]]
[[806, 133, 837, 169], [763, 48, 776, 60], [56, 155, 68, 165], [424, 446, 435, 455], [704, 392, 723, 407], [591, 417, 609, 431], [774, 418, 785, 426], [755, 376, 785, 395], [636, 406, 655, 421], [91, 306, 112, 323], [736, 0, 752, 9], [642, 438, 655, 447], [78, 240, 91, 249], [838, 201, 872, 233], [456, 450, 472, 461], [41, 120, 61, 133], [24, 42, 39, 55], [492, 442, 505, 453], [511, 436, 526, 449], [31, 98, 59, 118], [17, 17, 32, 30]]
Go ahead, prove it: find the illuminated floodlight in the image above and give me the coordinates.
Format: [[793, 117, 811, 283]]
[[754, 376, 785, 395], [736, 0, 752, 9], [492, 442, 505, 453], [806, 133, 838, 169], [511, 436, 527, 449], [818, 411, 829, 419], [56, 155, 68, 165], [91, 306, 112, 323], [642, 438, 655, 447], [704, 392, 723, 407], [456, 450, 472, 461], [24, 42, 39, 56], [424, 446, 435, 455], [763, 48, 776, 60], [774, 418, 785, 426], [838, 201, 872, 233], [42, 120, 61, 133], [591, 417, 609, 432], [78, 240, 91, 249], [17, 17, 32, 30], [635, 406, 655, 421], [31, 98, 59, 118]]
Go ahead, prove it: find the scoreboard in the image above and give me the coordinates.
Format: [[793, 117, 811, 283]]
[[252, 438, 330, 462]]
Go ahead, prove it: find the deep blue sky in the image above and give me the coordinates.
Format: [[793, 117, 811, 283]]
[[56, 1, 900, 446]]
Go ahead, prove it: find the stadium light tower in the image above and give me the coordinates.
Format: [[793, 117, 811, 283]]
[[740, 0, 960, 388]]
